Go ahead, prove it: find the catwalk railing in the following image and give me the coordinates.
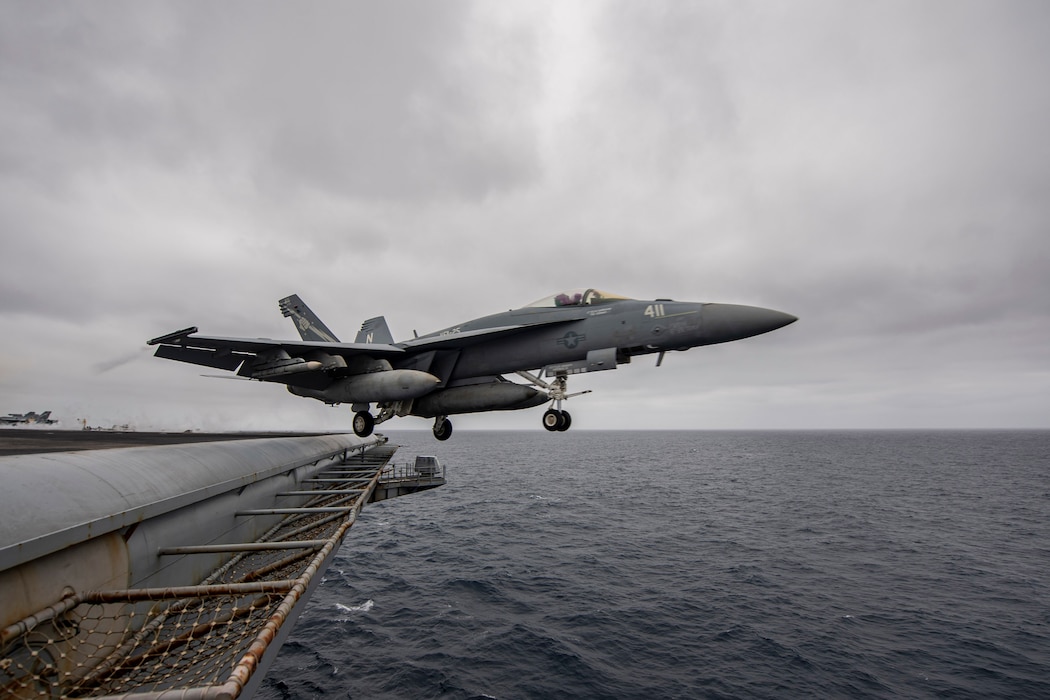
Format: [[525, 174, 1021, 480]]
[[0, 441, 402, 699]]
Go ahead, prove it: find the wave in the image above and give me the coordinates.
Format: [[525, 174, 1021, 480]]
[[334, 599, 374, 614]]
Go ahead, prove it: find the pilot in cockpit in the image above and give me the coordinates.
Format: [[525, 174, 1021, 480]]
[[554, 292, 584, 307]]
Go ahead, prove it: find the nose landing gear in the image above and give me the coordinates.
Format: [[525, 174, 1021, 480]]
[[542, 408, 572, 432], [517, 370, 589, 434]]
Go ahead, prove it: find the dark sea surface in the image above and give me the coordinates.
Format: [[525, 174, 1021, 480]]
[[258, 430, 1050, 699]]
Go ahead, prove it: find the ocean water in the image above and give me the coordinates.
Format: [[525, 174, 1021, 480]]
[[258, 431, 1050, 699]]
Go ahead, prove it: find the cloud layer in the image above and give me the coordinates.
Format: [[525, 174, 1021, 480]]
[[2, 1, 1048, 431]]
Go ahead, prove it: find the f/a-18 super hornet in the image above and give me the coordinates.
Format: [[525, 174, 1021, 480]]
[[148, 289, 796, 440]]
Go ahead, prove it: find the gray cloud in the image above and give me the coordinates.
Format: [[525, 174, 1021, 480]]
[[1, 1, 1048, 431]]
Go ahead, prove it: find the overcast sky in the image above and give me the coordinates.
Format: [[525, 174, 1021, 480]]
[[1, 1, 1048, 432]]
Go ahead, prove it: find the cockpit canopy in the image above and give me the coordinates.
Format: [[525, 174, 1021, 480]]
[[523, 288, 633, 309]]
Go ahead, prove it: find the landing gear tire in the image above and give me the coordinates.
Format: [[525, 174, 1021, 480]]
[[352, 411, 374, 438], [543, 409, 571, 432], [433, 417, 453, 441]]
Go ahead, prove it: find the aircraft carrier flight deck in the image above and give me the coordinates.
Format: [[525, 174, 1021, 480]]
[[0, 428, 340, 456]]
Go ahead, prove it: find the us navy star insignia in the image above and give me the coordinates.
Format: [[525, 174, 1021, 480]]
[[557, 331, 586, 349]]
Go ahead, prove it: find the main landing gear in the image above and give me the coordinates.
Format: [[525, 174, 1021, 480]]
[[352, 411, 374, 438], [353, 407, 452, 440], [432, 416, 453, 441], [353, 405, 399, 438]]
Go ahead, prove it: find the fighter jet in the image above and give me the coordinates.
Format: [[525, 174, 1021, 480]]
[[0, 411, 56, 425], [148, 289, 796, 440]]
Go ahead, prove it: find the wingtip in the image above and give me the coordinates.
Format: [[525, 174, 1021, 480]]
[[147, 326, 199, 346]]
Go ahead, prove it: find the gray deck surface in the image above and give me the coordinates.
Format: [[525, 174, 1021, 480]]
[[0, 429, 340, 456]]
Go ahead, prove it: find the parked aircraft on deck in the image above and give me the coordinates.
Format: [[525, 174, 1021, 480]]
[[148, 289, 796, 440], [0, 410, 56, 426]]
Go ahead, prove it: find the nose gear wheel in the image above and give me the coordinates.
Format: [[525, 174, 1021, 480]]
[[517, 370, 589, 433], [543, 409, 572, 432]]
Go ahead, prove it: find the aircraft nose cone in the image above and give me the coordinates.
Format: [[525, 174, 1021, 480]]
[[703, 303, 797, 343]]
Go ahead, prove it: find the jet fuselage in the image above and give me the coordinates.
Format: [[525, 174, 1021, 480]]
[[411, 300, 794, 379]]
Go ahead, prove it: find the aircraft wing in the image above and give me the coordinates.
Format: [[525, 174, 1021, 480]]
[[147, 316, 575, 378], [147, 327, 404, 377], [148, 329, 403, 355], [401, 318, 579, 351]]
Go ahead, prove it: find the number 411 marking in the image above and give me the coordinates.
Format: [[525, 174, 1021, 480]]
[[644, 304, 666, 318]]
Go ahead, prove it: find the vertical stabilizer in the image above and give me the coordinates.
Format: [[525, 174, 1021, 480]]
[[356, 317, 395, 345], [278, 295, 341, 343]]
